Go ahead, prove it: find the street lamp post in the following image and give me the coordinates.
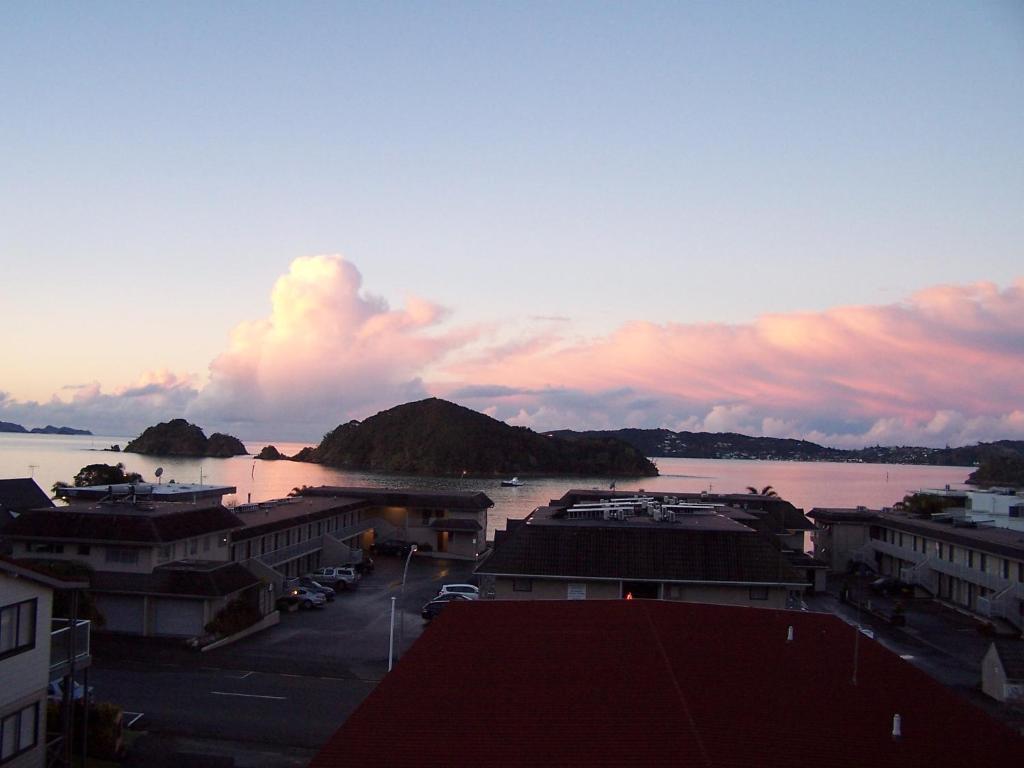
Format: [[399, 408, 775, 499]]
[[398, 544, 418, 657], [388, 596, 396, 671]]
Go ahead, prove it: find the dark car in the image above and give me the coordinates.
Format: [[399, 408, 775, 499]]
[[421, 593, 472, 621], [373, 540, 413, 557], [297, 577, 336, 601], [870, 576, 909, 596], [354, 557, 375, 574]]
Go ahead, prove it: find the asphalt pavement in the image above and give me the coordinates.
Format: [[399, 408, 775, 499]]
[[89, 554, 479, 765]]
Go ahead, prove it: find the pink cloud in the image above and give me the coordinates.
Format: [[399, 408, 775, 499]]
[[443, 279, 1024, 447]]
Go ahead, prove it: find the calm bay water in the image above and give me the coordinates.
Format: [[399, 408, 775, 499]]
[[0, 433, 974, 539]]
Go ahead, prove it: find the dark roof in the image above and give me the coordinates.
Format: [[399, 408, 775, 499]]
[[556, 488, 814, 531], [429, 518, 482, 532], [476, 521, 805, 585], [0, 478, 54, 512], [4, 503, 244, 544], [808, 507, 884, 523], [303, 486, 493, 511], [232, 497, 369, 540], [0, 555, 88, 589], [89, 562, 260, 598], [784, 551, 828, 569], [311, 601, 1024, 767], [993, 640, 1024, 681]]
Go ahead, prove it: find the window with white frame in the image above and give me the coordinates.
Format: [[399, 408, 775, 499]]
[[0, 702, 38, 763], [0, 600, 36, 659], [104, 548, 139, 565]]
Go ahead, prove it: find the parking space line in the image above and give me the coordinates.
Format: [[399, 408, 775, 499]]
[[210, 691, 287, 700]]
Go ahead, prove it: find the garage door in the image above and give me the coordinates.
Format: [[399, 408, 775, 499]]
[[94, 595, 145, 634], [152, 599, 206, 637]]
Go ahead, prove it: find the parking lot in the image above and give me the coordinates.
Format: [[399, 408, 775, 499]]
[[91, 554, 479, 765]]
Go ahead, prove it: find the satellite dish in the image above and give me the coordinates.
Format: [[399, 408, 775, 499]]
[[155, 467, 164, 484]]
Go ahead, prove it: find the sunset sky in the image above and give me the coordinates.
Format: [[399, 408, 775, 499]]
[[2, 3, 1022, 446]]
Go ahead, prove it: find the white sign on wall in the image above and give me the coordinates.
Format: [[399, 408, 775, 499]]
[[567, 582, 587, 600]]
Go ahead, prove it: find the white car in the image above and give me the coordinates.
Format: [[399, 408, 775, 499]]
[[437, 584, 479, 600], [290, 586, 327, 609]]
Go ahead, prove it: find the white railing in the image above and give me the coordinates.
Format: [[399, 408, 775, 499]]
[[50, 619, 90, 670], [255, 536, 325, 567], [900, 558, 938, 594]]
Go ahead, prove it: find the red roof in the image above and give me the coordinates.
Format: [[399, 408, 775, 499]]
[[310, 601, 1024, 767]]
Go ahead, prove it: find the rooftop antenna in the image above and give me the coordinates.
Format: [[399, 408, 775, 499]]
[[199, 467, 204, 486], [891, 714, 901, 739], [28, 464, 38, 478], [155, 467, 164, 485]]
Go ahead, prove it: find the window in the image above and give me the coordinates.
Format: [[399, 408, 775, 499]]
[[512, 578, 533, 592], [968, 551, 975, 569], [104, 548, 139, 565], [421, 511, 431, 526], [749, 586, 770, 601], [898, 533, 904, 548], [0, 600, 36, 659], [0, 702, 38, 762], [188, 539, 198, 556], [77, 545, 91, 556], [316, 522, 323, 536], [980, 554, 988, 572], [156, 545, 172, 561], [27, 543, 63, 554], [202, 536, 211, 552], [938, 543, 944, 559], [948, 545, 955, 563], [1004, 560, 1011, 580]]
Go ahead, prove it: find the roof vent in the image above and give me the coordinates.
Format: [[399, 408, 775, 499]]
[[891, 713, 901, 739], [786, 625, 794, 642]]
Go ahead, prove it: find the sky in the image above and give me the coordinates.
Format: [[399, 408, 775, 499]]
[[1, 2, 1022, 447]]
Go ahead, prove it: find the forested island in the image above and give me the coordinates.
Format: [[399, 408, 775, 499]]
[[0, 421, 92, 435], [546, 428, 1024, 469], [292, 398, 657, 477], [124, 419, 248, 457]]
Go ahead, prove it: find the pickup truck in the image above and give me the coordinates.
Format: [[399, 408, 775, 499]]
[[309, 565, 361, 589]]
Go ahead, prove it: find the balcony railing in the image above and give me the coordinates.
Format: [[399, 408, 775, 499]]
[[50, 619, 90, 672], [255, 535, 325, 567]]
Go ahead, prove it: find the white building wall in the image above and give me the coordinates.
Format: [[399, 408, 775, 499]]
[[0, 574, 51, 768]]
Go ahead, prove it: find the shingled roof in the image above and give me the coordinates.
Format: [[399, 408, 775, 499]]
[[0, 478, 54, 512], [310, 601, 1024, 768], [477, 522, 805, 585], [4, 502, 244, 544], [89, 562, 260, 598], [303, 486, 493, 511]]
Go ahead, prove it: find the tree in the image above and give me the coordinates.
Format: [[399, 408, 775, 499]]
[[64, 463, 144, 488], [745, 485, 778, 497]]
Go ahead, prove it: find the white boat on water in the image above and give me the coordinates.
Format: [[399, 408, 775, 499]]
[[501, 477, 524, 487]]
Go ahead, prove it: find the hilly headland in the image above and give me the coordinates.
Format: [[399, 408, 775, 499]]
[[293, 398, 657, 478]]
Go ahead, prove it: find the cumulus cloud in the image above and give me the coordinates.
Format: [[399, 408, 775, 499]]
[[185, 255, 473, 439]]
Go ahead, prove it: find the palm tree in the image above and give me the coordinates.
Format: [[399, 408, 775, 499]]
[[745, 485, 778, 497]]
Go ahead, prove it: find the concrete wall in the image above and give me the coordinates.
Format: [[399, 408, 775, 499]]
[[0, 574, 50, 768], [492, 578, 621, 601], [815, 522, 870, 572], [664, 583, 789, 609]]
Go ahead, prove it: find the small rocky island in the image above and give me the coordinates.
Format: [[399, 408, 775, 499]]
[[295, 398, 658, 477], [124, 419, 248, 457]]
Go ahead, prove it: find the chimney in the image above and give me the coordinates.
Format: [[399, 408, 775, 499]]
[[891, 714, 901, 739], [786, 625, 794, 642]]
